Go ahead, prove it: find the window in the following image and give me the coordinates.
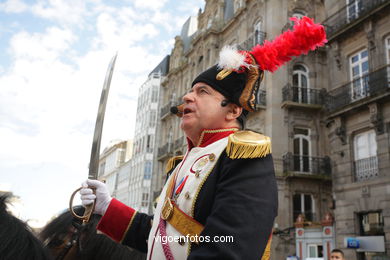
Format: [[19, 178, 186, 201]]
[[354, 130, 378, 181], [292, 64, 310, 103], [350, 49, 369, 100], [307, 244, 323, 258], [386, 36, 390, 81], [293, 193, 314, 221], [358, 211, 384, 236], [386, 36, 390, 64], [253, 20, 264, 46], [347, 0, 363, 22], [293, 128, 311, 172], [144, 161, 152, 180]]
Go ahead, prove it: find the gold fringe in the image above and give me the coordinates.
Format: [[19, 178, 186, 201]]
[[226, 131, 271, 159], [261, 234, 272, 260], [165, 155, 184, 174]]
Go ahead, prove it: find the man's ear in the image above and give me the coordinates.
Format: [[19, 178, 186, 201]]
[[226, 103, 243, 121]]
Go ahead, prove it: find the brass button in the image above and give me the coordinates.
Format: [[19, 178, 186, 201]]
[[184, 192, 191, 200], [195, 170, 200, 177], [209, 153, 215, 161]]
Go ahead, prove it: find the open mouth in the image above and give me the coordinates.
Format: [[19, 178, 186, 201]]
[[183, 108, 193, 115]]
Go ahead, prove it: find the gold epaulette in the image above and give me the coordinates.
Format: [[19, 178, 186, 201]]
[[165, 155, 184, 174], [226, 130, 271, 159]]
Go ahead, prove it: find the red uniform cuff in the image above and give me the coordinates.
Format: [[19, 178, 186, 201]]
[[97, 198, 137, 242]]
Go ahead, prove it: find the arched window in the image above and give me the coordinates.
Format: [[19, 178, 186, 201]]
[[292, 64, 310, 103], [293, 128, 311, 172]]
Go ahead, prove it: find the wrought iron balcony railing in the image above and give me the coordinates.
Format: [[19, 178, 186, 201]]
[[157, 142, 173, 160], [326, 65, 390, 113], [323, 0, 389, 39], [282, 84, 325, 108], [283, 153, 331, 177], [354, 156, 378, 182]]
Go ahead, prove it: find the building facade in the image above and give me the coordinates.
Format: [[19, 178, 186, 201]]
[[323, 0, 390, 259], [98, 139, 132, 197], [125, 56, 169, 214], [153, 0, 390, 259]]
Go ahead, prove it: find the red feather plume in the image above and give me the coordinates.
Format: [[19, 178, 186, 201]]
[[250, 16, 327, 72]]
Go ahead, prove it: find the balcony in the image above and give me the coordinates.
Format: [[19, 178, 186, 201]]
[[281, 84, 325, 110], [238, 31, 266, 50], [160, 102, 172, 119], [323, 0, 390, 40], [354, 156, 378, 182], [326, 65, 390, 114], [157, 142, 173, 160], [283, 153, 331, 179]]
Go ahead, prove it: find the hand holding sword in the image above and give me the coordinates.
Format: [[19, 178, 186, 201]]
[[69, 53, 117, 223]]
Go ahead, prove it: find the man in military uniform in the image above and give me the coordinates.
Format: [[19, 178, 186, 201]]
[[80, 16, 326, 260]]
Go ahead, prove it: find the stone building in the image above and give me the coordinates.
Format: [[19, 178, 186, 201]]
[[322, 0, 390, 259], [153, 0, 390, 259], [98, 139, 132, 197]]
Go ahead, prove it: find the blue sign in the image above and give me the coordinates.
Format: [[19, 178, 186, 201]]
[[346, 237, 360, 248]]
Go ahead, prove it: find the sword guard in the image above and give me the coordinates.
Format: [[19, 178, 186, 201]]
[[69, 186, 96, 224]]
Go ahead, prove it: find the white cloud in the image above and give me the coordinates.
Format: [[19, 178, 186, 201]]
[[133, 0, 168, 10], [31, 0, 92, 26], [9, 27, 76, 61], [0, 0, 28, 13]]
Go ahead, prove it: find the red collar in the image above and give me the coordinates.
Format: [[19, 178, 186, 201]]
[[186, 128, 239, 149]]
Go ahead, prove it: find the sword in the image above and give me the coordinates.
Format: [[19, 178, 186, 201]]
[[69, 53, 118, 223]]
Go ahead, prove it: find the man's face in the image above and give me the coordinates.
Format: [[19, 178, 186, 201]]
[[330, 252, 344, 260], [180, 82, 231, 142]]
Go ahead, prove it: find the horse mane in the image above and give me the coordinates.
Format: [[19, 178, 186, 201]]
[[0, 194, 53, 260], [40, 205, 146, 260]]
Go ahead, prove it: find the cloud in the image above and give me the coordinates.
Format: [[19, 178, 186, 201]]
[[31, 0, 94, 26], [9, 27, 76, 61], [0, 0, 28, 13], [133, 0, 168, 10]]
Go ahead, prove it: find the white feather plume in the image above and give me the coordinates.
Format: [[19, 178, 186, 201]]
[[217, 45, 250, 71]]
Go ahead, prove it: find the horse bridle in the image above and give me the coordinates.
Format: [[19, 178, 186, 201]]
[[44, 220, 88, 260]]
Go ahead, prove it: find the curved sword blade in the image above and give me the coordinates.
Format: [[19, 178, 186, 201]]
[[88, 53, 118, 179]]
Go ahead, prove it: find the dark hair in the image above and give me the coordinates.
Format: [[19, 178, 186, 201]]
[[40, 206, 146, 260], [236, 110, 248, 130], [331, 249, 344, 257], [0, 194, 53, 260]]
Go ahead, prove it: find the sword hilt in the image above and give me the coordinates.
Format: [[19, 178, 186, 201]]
[[69, 186, 96, 223]]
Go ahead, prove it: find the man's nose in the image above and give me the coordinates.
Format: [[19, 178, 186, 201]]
[[183, 92, 194, 103]]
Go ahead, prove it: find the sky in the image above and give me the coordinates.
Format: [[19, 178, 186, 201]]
[[0, 0, 204, 227]]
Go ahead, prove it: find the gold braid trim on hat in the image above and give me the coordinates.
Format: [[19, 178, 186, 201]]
[[165, 155, 184, 174], [226, 130, 271, 159], [239, 55, 263, 112]]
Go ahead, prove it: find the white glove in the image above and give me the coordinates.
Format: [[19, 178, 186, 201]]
[[80, 179, 112, 216]]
